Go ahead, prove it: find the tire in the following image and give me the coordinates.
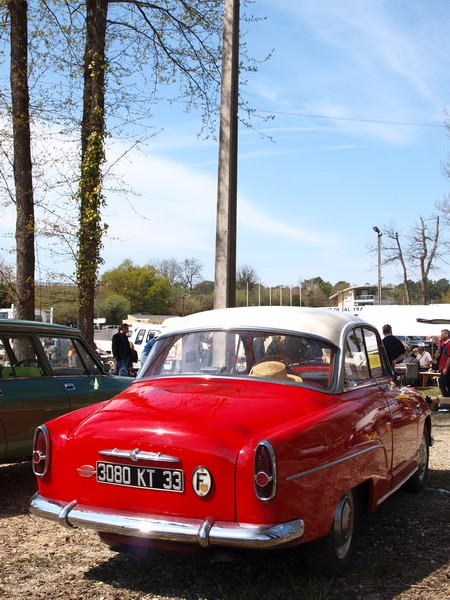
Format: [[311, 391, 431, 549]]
[[304, 489, 359, 578], [403, 429, 430, 492]]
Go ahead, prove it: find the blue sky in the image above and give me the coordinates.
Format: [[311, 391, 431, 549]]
[[2, 0, 450, 289]]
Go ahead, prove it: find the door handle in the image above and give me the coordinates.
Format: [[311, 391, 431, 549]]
[[64, 383, 76, 391]]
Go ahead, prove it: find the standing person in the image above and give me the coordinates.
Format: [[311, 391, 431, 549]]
[[437, 329, 450, 397], [381, 324, 406, 368], [417, 343, 433, 370], [112, 324, 132, 376], [253, 335, 267, 363]]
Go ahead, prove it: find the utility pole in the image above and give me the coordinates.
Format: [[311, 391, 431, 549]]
[[373, 226, 383, 305], [214, 0, 239, 309]]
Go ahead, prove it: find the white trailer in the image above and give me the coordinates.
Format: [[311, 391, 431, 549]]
[[326, 304, 450, 338]]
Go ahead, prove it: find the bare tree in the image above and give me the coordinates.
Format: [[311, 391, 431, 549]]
[[176, 257, 203, 290], [373, 216, 441, 305], [408, 216, 440, 305], [236, 264, 258, 290], [153, 258, 180, 286], [381, 223, 411, 304]]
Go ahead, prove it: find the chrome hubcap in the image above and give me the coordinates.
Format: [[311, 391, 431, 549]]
[[417, 434, 428, 481], [333, 492, 354, 559]]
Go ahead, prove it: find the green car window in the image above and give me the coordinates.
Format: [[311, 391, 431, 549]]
[[39, 335, 103, 376], [0, 335, 44, 378]]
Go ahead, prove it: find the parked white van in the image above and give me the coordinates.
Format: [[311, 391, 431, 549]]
[[129, 323, 162, 364]]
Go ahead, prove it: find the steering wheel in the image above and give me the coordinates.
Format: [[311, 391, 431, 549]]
[[14, 359, 39, 367]]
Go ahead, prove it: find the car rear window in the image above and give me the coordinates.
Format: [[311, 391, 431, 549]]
[[140, 329, 335, 389]]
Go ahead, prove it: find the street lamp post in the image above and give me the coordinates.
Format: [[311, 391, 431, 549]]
[[373, 226, 382, 305]]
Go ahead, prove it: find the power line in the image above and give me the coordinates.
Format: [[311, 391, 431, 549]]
[[255, 109, 443, 129]]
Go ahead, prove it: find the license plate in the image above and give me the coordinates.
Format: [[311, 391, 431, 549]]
[[96, 461, 184, 493]]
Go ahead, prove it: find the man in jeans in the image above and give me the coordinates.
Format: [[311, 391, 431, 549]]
[[112, 324, 132, 376], [437, 328, 450, 397]]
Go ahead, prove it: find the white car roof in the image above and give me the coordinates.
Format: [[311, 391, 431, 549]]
[[161, 306, 368, 347]]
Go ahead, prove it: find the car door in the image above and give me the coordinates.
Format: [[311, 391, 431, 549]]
[[343, 327, 394, 473], [38, 333, 129, 412], [0, 333, 71, 461], [362, 327, 421, 486]]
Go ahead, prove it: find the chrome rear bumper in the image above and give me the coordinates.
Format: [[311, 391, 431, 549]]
[[29, 492, 304, 550]]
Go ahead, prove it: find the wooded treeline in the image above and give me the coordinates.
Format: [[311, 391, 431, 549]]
[[2, 257, 450, 326]]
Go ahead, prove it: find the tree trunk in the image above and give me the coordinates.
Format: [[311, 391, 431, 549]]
[[77, 0, 108, 344], [9, 0, 35, 321], [394, 232, 411, 305]]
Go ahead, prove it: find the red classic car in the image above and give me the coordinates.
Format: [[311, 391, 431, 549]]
[[30, 307, 431, 577]]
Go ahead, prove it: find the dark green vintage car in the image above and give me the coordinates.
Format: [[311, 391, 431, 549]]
[[0, 319, 132, 464]]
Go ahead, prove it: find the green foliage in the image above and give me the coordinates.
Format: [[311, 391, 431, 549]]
[[34, 284, 78, 325], [100, 259, 171, 314], [0, 281, 14, 306], [101, 292, 131, 324], [302, 277, 333, 307]]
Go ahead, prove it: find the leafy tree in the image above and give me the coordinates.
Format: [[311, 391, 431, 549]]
[[0, 262, 15, 305], [302, 277, 333, 307], [428, 278, 450, 304], [331, 280, 350, 295], [101, 292, 131, 325], [100, 259, 171, 314]]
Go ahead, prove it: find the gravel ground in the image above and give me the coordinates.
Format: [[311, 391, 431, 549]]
[[0, 411, 448, 600]]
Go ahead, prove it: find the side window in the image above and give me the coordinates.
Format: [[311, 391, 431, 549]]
[[134, 329, 145, 346], [39, 335, 102, 376], [363, 328, 384, 378], [345, 328, 370, 383], [0, 335, 44, 378]]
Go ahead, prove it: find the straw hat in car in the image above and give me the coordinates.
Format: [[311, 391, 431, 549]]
[[249, 360, 302, 382]]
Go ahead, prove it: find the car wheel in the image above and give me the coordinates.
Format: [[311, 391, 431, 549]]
[[304, 489, 359, 578], [403, 429, 429, 492]]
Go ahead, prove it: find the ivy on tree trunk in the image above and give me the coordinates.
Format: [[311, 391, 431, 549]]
[[77, 0, 108, 344]]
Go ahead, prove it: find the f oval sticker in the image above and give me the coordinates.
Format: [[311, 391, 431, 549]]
[[192, 466, 212, 497]]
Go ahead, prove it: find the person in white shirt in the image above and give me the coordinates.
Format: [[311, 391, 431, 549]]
[[416, 344, 432, 369]]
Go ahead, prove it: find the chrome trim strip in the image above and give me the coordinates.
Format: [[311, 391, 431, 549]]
[[285, 444, 388, 482], [32, 425, 51, 478], [58, 500, 78, 529], [254, 439, 277, 502], [98, 448, 181, 463], [29, 493, 304, 550], [198, 516, 215, 548], [375, 469, 418, 506]]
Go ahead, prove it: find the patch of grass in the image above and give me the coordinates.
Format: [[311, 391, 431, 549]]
[[287, 573, 333, 600], [417, 385, 441, 398]]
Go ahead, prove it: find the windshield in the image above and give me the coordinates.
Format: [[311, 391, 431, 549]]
[[140, 329, 336, 390]]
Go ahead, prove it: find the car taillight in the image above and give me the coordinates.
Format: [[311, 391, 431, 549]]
[[254, 440, 277, 501], [32, 425, 50, 477]]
